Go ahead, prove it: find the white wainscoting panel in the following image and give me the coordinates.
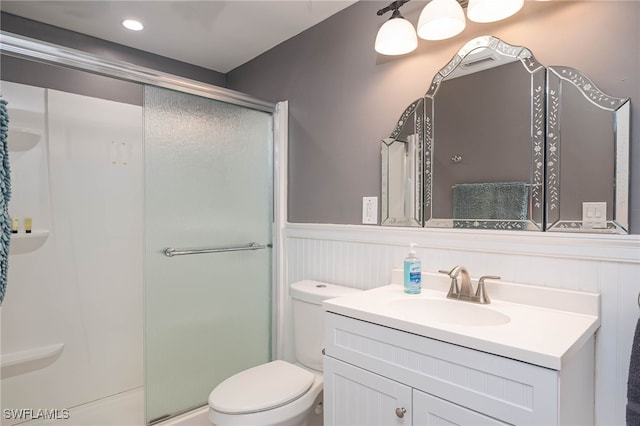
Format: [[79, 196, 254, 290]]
[[284, 223, 640, 426]]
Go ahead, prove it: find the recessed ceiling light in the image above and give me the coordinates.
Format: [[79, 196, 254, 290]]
[[122, 19, 144, 31]]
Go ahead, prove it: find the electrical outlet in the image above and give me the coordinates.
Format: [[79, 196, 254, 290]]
[[582, 202, 607, 229], [362, 197, 378, 224]]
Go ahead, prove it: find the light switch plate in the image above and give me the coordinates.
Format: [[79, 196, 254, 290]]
[[362, 197, 378, 224], [582, 202, 607, 229]]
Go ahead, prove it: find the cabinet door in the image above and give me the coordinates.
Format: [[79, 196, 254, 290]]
[[413, 389, 510, 426], [324, 356, 412, 426]]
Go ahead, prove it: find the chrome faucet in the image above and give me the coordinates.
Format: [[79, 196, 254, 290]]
[[439, 265, 500, 304]]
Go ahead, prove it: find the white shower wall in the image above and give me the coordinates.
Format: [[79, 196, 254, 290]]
[[284, 223, 640, 426], [0, 81, 143, 423]]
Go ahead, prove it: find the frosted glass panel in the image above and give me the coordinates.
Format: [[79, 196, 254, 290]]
[[144, 86, 273, 423]]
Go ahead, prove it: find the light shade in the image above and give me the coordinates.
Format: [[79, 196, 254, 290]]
[[467, 0, 524, 23], [417, 0, 466, 41], [375, 16, 419, 55]]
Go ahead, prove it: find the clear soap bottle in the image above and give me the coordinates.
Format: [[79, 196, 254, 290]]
[[403, 243, 421, 294]]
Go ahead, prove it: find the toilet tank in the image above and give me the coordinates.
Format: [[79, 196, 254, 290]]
[[290, 280, 361, 371]]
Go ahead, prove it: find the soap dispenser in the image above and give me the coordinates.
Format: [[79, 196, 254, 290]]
[[403, 243, 421, 294]]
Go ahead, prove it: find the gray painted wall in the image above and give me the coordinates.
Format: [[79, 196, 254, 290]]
[[2, 4, 637, 232], [1, 55, 144, 106], [226, 1, 640, 232]]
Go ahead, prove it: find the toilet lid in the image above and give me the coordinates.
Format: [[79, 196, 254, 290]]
[[208, 360, 315, 414]]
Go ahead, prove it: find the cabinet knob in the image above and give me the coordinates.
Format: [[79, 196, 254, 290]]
[[395, 407, 406, 418]]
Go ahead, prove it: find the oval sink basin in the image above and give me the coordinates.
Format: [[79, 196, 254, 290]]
[[387, 298, 510, 327]]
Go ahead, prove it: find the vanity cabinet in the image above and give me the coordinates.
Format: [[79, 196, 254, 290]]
[[324, 356, 412, 425], [413, 389, 508, 425], [323, 312, 595, 425], [324, 356, 508, 426]]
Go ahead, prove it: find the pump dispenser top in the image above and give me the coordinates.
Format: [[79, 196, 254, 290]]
[[403, 243, 421, 294]]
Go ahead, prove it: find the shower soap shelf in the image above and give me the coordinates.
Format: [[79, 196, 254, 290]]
[[7, 127, 42, 152], [1, 343, 64, 378], [10, 230, 49, 255]]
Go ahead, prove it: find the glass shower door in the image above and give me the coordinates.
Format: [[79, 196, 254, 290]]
[[143, 86, 273, 423]]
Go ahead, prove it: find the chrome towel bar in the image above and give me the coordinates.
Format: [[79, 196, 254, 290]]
[[163, 242, 270, 257]]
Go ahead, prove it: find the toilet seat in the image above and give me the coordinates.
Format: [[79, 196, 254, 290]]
[[208, 360, 314, 414]]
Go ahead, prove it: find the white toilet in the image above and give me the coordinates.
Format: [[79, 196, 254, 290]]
[[208, 280, 361, 426]]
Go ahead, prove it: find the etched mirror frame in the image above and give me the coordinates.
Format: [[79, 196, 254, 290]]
[[381, 98, 424, 226], [423, 36, 545, 230], [380, 35, 630, 233], [545, 66, 630, 233]]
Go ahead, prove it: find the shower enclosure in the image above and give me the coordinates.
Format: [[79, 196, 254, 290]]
[[0, 33, 282, 425]]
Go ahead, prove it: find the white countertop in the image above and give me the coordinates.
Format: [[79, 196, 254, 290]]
[[322, 273, 600, 370]]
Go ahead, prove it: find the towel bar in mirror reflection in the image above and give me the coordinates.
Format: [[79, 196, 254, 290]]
[[380, 35, 630, 234]]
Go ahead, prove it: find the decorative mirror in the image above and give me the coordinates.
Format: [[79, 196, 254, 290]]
[[381, 98, 423, 226], [424, 36, 545, 230], [380, 35, 630, 234], [545, 67, 630, 233]]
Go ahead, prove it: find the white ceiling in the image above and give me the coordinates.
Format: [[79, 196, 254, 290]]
[[1, 0, 357, 73]]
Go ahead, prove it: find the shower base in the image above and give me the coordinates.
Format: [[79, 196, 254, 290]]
[[14, 387, 209, 426]]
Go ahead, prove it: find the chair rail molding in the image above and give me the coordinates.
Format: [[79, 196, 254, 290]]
[[285, 223, 640, 264]]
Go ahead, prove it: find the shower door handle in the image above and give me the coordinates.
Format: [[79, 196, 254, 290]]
[[163, 242, 271, 257]]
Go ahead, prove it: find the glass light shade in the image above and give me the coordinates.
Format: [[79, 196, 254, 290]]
[[417, 0, 466, 41], [375, 17, 418, 55], [467, 0, 524, 23]]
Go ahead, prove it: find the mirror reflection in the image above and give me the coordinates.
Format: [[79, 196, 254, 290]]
[[546, 66, 630, 233], [425, 36, 545, 230], [380, 35, 630, 234], [381, 99, 423, 226], [425, 52, 544, 230]]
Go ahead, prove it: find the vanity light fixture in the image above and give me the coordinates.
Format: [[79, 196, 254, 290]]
[[375, 0, 418, 55], [417, 0, 466, 41], [122, 19, 144, 31], [375, 0, 524, 55], [467, 0, 524, 23]]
